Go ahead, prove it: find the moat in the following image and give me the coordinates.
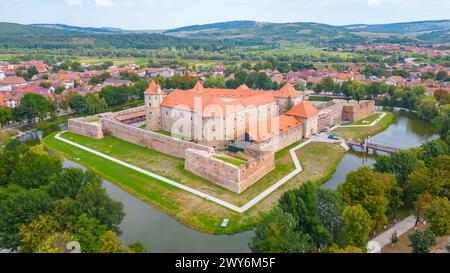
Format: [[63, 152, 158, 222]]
[[57, 108, 438, 253]]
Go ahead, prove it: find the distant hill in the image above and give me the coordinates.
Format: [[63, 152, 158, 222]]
[[0, 22, 228, 52], [1, 19, 449, 54], [31, 24, 124, 34], [165, 20, 262, 33], [165, 20, 363, 44], [344, 19, 450, 34]]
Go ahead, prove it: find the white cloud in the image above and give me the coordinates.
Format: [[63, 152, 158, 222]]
[[66, 0, 82, 6], [95, 0, 115, 6]]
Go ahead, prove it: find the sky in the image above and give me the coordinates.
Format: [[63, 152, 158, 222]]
[[0, 0, 449, 30]]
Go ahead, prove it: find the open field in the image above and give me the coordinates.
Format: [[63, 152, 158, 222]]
[[44, 131, 345, 234], [334, 111, 396, 140], [250, 45, 356, 58]]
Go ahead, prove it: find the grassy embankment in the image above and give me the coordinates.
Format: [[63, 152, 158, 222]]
[[334, 111, 396, 140], [44, 131, 345, 234]]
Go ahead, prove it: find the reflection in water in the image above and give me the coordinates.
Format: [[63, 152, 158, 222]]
[[321, 152, 376, 190]]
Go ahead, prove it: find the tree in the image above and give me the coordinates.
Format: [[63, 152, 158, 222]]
[[18, 215, 60, 253], [98, 230, 125, 253], [419, 140, 448, 166], [0, 143, 62, 189], [279, 182, 332, 248], [409, 229, 436, 253], [404, 156, 449, 205], [416, 96, 438, 121], [14, 93, 51, 124], [373, 155, 393, 173], [340, 205, 373, 249], [40, 82, 52, 88], [69, 94, 87, 114], [250, 209, 313, 253], [316, 188, 345, 241], [424, 197, 450, 236], [435, 70, 449, 82], [338, 167, 389, 227], [72, 182, 124, 232], [432, 104, 450, 142], [47, 168, 102, 200], [128, 242, 147, 253], [322, 244, 364, 253], [54, 86, 65, 95], [85, 93, 108, 115], [0, 188, 54, 250], [72, 214, 107, 253], [0, 106, 12, 129], [413, 193, 434, 220], [391, 150, 419, 186]]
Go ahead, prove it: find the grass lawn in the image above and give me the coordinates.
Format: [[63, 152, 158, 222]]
[[44, 131, 345, 234], [334, 112, 396, 140], [347, 113, 383, 126], [308, 96, 333, 102], [0, 130, 18, 146], [215, 156, 246, 167]]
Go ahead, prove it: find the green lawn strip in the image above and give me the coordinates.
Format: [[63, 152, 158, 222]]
[[44, 132, 251, 234], [334, 111, 396, 140], [215, 156, 246, 167], [58, 132, 299, 207], [348, 113, 383, 126], [44, 131, 348, 234]]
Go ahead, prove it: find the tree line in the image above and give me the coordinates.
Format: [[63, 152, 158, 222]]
[[251, 139, 449, 253], [0, 139, 146, 253]]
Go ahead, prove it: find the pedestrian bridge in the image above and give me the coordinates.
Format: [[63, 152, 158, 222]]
[[346, 139, 405, 155]]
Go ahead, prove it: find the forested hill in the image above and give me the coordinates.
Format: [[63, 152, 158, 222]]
[[344, 19, 450, 34], [1, 19, 449, 54], [165, 19, 450, 44], [30, 24, 124, 34], [165, 20, 362, 44], [0, 22, 252, 52]]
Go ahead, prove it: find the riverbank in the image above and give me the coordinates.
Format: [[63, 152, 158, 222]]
[[43, 132, 346, 235], [334, 111, 396, 140]]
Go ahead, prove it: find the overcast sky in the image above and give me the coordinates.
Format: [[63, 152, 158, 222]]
[[0, 0, 449, 30]]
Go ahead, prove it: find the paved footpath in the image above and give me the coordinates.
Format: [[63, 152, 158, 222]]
[[54, 111, 388, 214], [367, 215, 416, 253], [55, 131, 312, 213]]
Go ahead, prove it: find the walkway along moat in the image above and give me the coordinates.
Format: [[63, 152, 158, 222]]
[[60, 108, 439, 252]]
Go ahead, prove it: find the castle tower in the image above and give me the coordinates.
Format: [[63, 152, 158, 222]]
[[144, 80, 164, 131]]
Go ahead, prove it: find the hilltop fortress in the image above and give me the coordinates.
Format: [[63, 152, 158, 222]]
[[68, 80, 374, 193]]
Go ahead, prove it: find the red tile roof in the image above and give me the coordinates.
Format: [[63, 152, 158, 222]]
[[246, 114, 303, 143], [144, 80, 161, 95], [286, 101, 319, 118], [0, 76, 26, 85], [160, 84, 277, 117], [274, 83, 300, 98]]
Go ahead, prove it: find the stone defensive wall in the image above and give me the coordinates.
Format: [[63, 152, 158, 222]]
[[101, 106, 146, 120], [185, 149, 275, 194], [101, 118, 213, 159], [68, 116, 104, 139]]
